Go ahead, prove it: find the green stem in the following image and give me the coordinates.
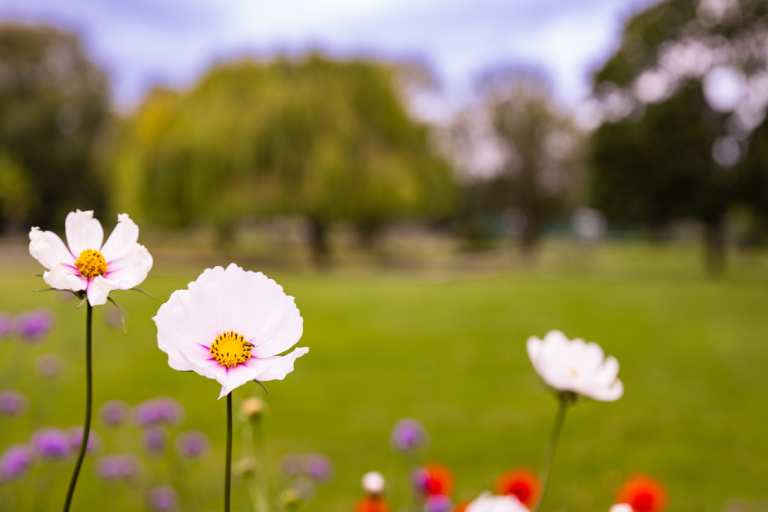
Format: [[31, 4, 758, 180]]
[[225, 393, 233, 512], [62, 303, 93, 512], [534, 395, 570, 512]]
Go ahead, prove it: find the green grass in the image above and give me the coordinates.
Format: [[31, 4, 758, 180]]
[[1, 242, 767, 511]]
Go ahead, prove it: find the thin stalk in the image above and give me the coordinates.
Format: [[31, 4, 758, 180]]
[[225, 393, 233, 512], [62, 303, 93, 512], [534, 396, 570, 512]]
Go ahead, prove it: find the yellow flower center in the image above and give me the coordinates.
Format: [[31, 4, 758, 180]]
[[209, 330, 254, 369], [74, 249, 107, 279]]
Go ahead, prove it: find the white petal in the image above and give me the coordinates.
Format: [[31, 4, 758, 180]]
[[43, 264, 86, 292], [218, 265, 303, 358], [610, 504, 633, 512], [106, 244, 153, 289], [29, 227, 74, 270], [86, 276, 115, 306], [217, 347, 309, 399], [101, 213, 139, 261], [65, 210, 104, 255]]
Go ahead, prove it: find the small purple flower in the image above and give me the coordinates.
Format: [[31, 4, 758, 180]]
[[0, 314, 14, 339], [392, 419, 426, 453], [68, 427, 99, 454], [412, 468, 429, 493], [144, 427, 166, 455], [305, 454, 333, 483], [148, 485, 177, 511], [0, 390, 27, 417], [282, 454, 303, 477], [32, 428, 71, 459], [0, 445, 34, 481], [424, 495, 452, 512], [98, 454, 140, 481], [135, 398, 183, 427], [36, 354, 62, 378], [101, 400, 129, 427], [17, 310, 54, 342], [177, 431, 209, 459]]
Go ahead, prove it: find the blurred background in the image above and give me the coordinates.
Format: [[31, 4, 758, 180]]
[[0, 0, 767, 510]]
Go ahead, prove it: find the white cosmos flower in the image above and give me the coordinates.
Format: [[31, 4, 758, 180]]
[[466, 493, 529, 512], [29, 210, 153, 307], [610, 505, 633, 512], [527, 330, 623, 402], [153, 263, 308, 399]]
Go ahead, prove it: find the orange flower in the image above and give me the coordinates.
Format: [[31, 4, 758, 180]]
[[356, 496, 390, 512], [454, 500, 470, 512], [414, 464, 454, 496], [495, 469, 540, 507], [617, 475, 666, 512]]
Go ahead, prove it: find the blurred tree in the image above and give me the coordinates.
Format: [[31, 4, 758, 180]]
[[451, 68, 584, 257], [590, 0, 768, 274], [0, 24, 111, 228], [114, 55, 454, 265]]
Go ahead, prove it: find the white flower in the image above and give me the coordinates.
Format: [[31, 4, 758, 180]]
[[362, 471, 385, 494], [29, 210, 153, 306], [466, 493, 529, 512], [610, 505, 633, 512], [153, 263, 308, 399], [527, 330, 623, 401]]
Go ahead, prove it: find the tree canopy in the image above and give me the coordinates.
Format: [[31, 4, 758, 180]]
[[589, 0, 768, 272], [0, 24, 111, 229], [113, 55, 455, 247]]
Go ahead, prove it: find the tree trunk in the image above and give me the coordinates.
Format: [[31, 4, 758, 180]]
[[703, 221, 726, 276], [307, 217, 331, 268], [355, 221, 384, 252], [519, 212, 542, 261]]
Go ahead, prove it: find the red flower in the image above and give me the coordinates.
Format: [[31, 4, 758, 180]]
[[617, 475, 667, 512], [415, 464, 454, 496], [356, 496, 390, 512], [495, 469, 540, 507]]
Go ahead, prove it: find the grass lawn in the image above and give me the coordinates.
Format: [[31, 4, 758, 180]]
[[1, 242, 767, 511]]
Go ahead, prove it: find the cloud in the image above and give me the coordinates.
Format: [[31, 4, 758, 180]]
[[0, 0, 654, 109]]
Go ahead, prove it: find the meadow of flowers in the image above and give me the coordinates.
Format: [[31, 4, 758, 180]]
[[1, 209, 766, 511]]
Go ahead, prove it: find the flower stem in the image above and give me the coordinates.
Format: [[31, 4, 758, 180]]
[[225, 393, 233, 512], [534, 395, 570, 512], [63, 303, 93, 512]]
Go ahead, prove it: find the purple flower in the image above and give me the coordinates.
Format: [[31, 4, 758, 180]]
[[0, 390, 27, 417], [17, 310, 54, 342], [144, 427, 166, 455], [97, 454, 140, 481], [305, 454, 333, 483], [392, 419, 426, 453], [68, 427, 99, 454], [32, 428, 71, 459], [412, 468, 429, 493], [36, 354, 62, 378], [176, 431, 209, 459], [148, 485, 177, 511], [0, 445, 34, 481], [424, 495, 452, 512], [101, 400, 129, 427], [0, 314, 14, 339], [135, 398, 183, 427]]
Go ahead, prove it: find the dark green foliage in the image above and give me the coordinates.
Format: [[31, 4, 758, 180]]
[[0, 24, 111, 228]]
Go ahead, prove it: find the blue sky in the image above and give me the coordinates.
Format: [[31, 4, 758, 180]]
[[0, 0, 653, 110]]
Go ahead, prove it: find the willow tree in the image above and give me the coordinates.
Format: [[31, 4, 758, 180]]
[[113, 55, 454, 264]]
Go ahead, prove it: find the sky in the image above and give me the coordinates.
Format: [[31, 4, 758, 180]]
[[0, 0, 655, 112]]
